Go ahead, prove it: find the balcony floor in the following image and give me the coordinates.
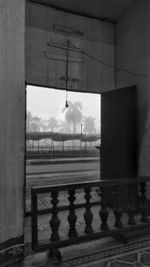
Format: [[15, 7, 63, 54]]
[[9, 232, 150, 266]]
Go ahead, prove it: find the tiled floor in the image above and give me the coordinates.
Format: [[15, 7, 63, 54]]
[[107, 249, 150, 267], [8, 234, 150, 267], [8, 247, 150, 267]]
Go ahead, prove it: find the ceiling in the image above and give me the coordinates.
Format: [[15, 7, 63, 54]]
[[29, 0, 135, 22]]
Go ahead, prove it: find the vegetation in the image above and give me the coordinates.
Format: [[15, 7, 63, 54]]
[[83, 116, 96, 135], [26, 112, 41, 132], [63, 101, 82, 134], [47, 117, 58, 132], [27, 101, 98, 135]]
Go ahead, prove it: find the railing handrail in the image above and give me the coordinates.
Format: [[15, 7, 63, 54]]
[[31, 175, 150, 255], [31, 176, 150, 194]]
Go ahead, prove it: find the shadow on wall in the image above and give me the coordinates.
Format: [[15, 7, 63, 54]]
[[139, 106, 150, 176]]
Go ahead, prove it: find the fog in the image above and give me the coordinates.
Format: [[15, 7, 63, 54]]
[[27, 86, 101, 132]]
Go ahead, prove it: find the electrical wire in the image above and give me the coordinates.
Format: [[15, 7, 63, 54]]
[[70, 42, 149, 78], [46, 41, 149, 78], [66, 90, 68, 101], [116, 68, 148, 78]]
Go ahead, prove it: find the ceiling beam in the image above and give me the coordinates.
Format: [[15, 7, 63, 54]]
[[28, 0, 115, 23]]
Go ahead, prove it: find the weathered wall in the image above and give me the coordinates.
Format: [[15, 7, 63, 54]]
[[0, 0, 25, 248], [116, 0, 150, 176], [25, 1, 115, 93]]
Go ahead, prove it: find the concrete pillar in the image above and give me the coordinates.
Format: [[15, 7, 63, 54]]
[[0, 0, 25, 258]]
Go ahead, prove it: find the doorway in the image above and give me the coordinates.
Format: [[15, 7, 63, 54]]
[[25, 85, 101, 246]]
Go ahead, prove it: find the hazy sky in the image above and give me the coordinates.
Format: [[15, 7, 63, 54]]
[[27, 86, 101, 130]]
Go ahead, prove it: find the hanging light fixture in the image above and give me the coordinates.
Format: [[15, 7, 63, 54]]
[[65, 100, 69, 108], [65, 40, 69, 109], [65, 90, 69, 108]]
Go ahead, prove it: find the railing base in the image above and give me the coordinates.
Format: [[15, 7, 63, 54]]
[[47, 233, 150, 265], [49, 246, 62, 262]]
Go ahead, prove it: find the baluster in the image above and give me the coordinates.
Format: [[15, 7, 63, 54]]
[[49, 191, 60, 241], [127, 184, 136, 225], [84, 187, 93, 234], [99, 186, 109, 231], [67, 189, 77, 238], [113, 186, 123, 228], [140, 182, 149, 223]]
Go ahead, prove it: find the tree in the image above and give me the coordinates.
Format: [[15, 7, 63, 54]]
[[26, 111, 33, 132], [40, 119, 49, 132], [30, 116, 41, 132], [58, 120, 70, 133], [26, 112, 41, 132], [83, 116, 96, 135], [26, 113, 42, 150], [63, 101, 82, 133], [47, 117, 58, 132]]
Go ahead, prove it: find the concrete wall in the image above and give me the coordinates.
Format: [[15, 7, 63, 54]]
[[0, 0, 25, 249], [26, 1, 115, 93], [116, 0, 150, 176]]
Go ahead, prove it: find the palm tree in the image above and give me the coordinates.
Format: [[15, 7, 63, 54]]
[[83, 116, 96, 135], [63, 101, 82, 133]]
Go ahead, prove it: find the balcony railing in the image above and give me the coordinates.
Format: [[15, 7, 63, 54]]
[[31, 177, 150, 261]]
